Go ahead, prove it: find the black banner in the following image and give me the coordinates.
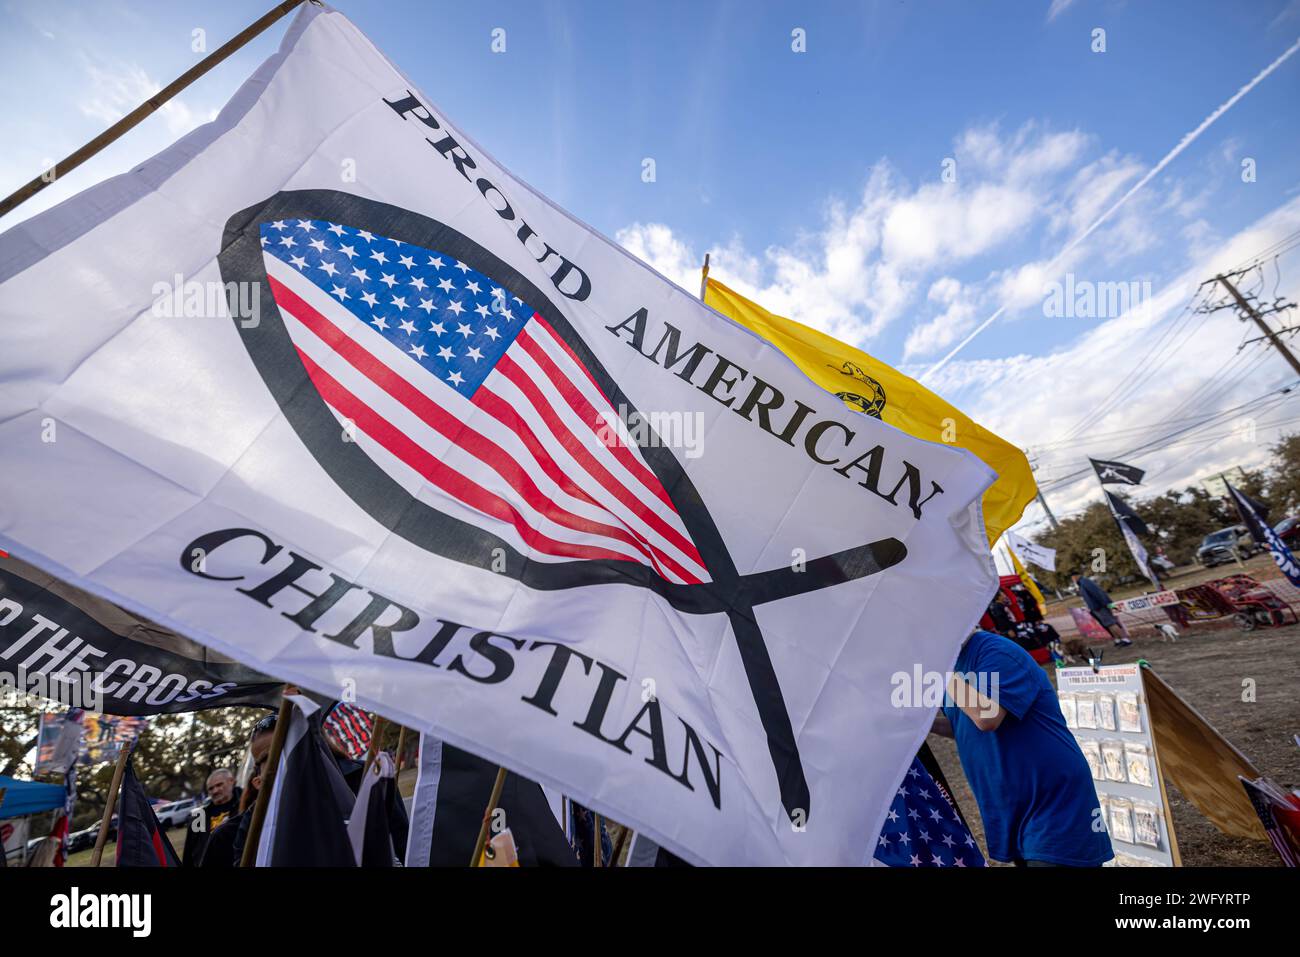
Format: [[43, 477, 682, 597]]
[[1090, 457, 1145, 486], [0, 555, 281, 715]]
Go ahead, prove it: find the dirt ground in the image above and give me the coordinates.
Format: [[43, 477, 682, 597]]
[[927, 617, 1300, 866]]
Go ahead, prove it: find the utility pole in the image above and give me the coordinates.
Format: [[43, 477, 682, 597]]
[[1036, 488, 1061, 530], [1214, 273, 1300, 376]]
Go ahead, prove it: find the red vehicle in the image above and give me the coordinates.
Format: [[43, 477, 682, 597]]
[[1177, 574, 1298, 631]]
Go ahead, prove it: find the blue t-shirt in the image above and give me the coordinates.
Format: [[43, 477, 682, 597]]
[[942, 631, 1113, 866]]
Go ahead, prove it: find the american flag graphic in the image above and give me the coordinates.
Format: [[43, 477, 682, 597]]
[[873, 756, 985, 867], [322, 702, 374, 760], [261, 219, 707, 584]]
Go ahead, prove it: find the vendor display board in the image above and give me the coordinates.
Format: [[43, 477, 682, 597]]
[[1057, 663, 1181, 867]]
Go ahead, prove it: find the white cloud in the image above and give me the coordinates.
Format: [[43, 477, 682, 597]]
[[619, 122, 1093, 353], [80, 60, 215, 138]]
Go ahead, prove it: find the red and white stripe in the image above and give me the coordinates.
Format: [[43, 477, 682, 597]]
[[264, 254, 708, 584]]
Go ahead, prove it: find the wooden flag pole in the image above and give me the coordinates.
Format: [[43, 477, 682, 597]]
[[469, 767, 508, 866], [393, 725, 408, 775], [698, 253, 710, 300], [593, 812, 603, 867], [362, 715, 387, 776], [89, 746, 131, 868], [239, 695, 293, 867], [0, 0, 309, 220]]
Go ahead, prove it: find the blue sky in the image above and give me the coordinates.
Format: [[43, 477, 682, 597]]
[[3, 0, 1300, 539]]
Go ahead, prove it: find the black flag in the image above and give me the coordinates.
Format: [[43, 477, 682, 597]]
[[1105, 490, 1150, 536], [116, 760, 181, 867], [406, 736, 576, 867], [1090, 457, 1145, 485], [259, 698, 357, 866]]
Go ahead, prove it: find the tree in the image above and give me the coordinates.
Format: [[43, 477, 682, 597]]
[[1265, 433, 1300, 515]]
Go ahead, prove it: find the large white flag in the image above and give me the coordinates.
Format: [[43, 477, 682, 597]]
[[0, 4, 998, 864]]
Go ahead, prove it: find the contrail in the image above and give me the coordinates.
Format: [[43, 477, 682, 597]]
[[922, 34, 1300, 381]]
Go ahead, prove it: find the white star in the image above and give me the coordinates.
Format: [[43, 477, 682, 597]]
[[898, 832, 911, 845], [398, 254, 415, 269], [919, 789, 931, 800], [447, 300, 465, 316], [466, 346, 484, 362], [351, 267, 370, 284], [898, 786, 909, 797], [502, 307, 515, 322], [418, 297, 434, 313], [278, 235, 296, 248], [326, 223, 346, 236], [399, 319, 417, 335], [456, 322, 473, 338], [288, 255, 308, 270], [954, 856, 967, 867], [429, 321, 446, 336], [370, 315, 389, 330], [308, 238, 327, 253], [465, 280, 481, 295], [907, 808, 920, 820], [437, 278, 454, 293], [380, 272, 398, 288], [878, 834, 890, 847], [886, 809, 899, 823], [409, 344, 427, 360], [484, 326, 500, 341], [942, 834, 956, 847], [454, 260, 471, 273], [427, 256, 444, 269], [910, 854, 922, 867], [296, 220, 315, 231], [391, 296, 408, 311], [474, 303, 490, 319], [512, 295, 522, 304], [931, 853, 945, 867], [964, 834, 976, 847], [929, 808, 944, 822], [360, 291, 379, 307], [370, 249, 388, 265], [390, 237, 404, 247], [330, 284, 349, 301], [338, 243, 358, 260], [409, 276, 427, 292], [447, 370, 465, 386], [437, 345, 455, 361], [259, 235, 268, 246], [918, 829, 932, 843], [907, 767, 920, 780], [356, 229, 375, 243], [270, 220, 287, 230], [318, 261, 338, 277]]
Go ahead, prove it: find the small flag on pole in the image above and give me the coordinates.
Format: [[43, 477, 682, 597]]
[[1227, 481, 1300, 587], [115, 760, 180, 868], [1090, 457, 1145, 486]]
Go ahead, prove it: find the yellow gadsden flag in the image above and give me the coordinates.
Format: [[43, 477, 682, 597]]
[[704, 278, 1035, 545]]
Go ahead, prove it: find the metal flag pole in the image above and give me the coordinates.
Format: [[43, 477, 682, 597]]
[[698, 253, 710, 300], [0, 0, 310, 220]]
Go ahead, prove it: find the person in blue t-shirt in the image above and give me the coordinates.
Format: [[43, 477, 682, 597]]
[[932, 630, 1113, 866]]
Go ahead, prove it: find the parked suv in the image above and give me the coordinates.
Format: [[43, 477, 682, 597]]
[[1196, 525, 1256, 567]]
